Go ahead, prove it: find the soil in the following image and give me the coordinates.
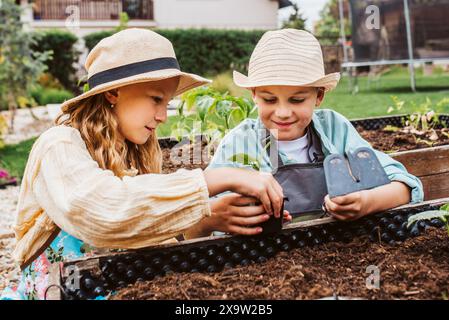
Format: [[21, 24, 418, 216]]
[[160, 127, 449, 174], [112, 228, 449, 300], [356, 127, 449, 153], [161, 140, 211, 173]]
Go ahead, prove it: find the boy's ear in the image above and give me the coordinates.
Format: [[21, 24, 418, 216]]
[[315, 87, 325, 107], [104, 89, 119, 104]]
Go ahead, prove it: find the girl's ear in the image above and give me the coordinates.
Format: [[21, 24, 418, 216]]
[[104, 89, 119, 104], [315, 87, 325, 107], [251, 88, 257, 100]]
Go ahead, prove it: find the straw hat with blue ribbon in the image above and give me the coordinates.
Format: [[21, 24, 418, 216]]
[[61, 28, 211, 109]]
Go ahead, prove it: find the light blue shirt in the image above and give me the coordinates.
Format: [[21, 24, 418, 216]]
[[208, 109, 424, 204]]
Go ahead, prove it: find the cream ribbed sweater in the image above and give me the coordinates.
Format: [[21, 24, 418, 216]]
[[13, 125, 211, 268]]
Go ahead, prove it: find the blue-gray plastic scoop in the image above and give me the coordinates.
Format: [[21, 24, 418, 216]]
[[324, 147, 391, 198]]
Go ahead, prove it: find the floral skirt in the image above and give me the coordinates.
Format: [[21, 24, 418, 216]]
[[1, 230, 103, 300]]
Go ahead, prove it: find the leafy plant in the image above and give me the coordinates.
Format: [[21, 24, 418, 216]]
[[227, 139, 272, 171], [0, 0, 50, 130], [314, 0, 350, 45], [115, 12, 129, 32], [407, 203, 449, 237], [282, 3, 307, 30], [386, 96, 447, 144], [228, 153, 262, 171], [172, 87, 255, 144]]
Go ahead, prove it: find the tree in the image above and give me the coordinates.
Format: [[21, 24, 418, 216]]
[[282, 3, 307, 30], [314, 0, 351, 45], [0, 0, 49, 132]]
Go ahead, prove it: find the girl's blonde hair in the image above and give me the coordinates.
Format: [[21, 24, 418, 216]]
[[55, 93, 162, 178]]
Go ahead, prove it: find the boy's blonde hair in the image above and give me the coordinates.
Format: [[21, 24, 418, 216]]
[[55, 94, 162, 178]]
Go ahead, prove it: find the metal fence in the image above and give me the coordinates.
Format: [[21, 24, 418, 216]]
[[33, 0, 154, 20]]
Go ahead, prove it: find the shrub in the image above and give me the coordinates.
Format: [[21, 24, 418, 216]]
[[30, 85, 74, 105], [31, 29, 81, 92], [0, 0, 49, 128]]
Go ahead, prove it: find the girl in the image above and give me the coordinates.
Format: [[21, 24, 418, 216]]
[[0, 28, 284, 300], [205, 29, 423, 229]]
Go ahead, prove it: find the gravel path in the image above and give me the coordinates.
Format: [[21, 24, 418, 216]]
[[0, 186, 21, 293], [1, 106, 54, 145]]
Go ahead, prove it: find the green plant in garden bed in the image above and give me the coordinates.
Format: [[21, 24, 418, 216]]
[[408, 204, 449, 237], [384, 96, 449, 145], [171, 87, 256, 144]]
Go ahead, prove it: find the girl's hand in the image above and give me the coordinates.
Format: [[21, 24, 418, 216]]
[[204, 168, 284, 218], [208, 193, 291, 235], [323, 191, 371, 221], [209, 194, 268, 235], [229, 171, 284, 218], [185, 194, 291, 238]]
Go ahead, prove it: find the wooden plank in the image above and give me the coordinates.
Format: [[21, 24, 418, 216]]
[[420, 172, 449, 201], [391, 145, 449, 177], [45, 263, 62, 300]]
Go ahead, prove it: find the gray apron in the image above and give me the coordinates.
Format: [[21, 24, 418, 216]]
[[263, 125, 328, 219]]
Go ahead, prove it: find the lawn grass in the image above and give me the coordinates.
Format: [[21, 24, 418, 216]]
[[0, 137, 36, 181], [323, 67, 449, 118]]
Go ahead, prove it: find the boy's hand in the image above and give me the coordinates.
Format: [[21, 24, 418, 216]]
[[323, 191, 371, 221]]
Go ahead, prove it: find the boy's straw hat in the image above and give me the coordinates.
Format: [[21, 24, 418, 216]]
[[61, 28, 211, 109], [233, 29, 340, 91]]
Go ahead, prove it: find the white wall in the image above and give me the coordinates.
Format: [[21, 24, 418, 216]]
[[154, 0, 279, 30]]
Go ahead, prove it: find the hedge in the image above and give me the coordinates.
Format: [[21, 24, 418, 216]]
[[84, 29, 266, 76], [31, 30, 81, 92], [30, 85, 74, 105]]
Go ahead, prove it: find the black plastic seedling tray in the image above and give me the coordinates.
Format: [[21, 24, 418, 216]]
[[46, 197, 449, 300]]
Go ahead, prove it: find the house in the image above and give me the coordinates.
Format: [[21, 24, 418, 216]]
[[19, 0, 293, 37]]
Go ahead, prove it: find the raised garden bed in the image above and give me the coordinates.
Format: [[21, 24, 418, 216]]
[[46, 198, 449, 300], [41, 114, 449, 300]]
